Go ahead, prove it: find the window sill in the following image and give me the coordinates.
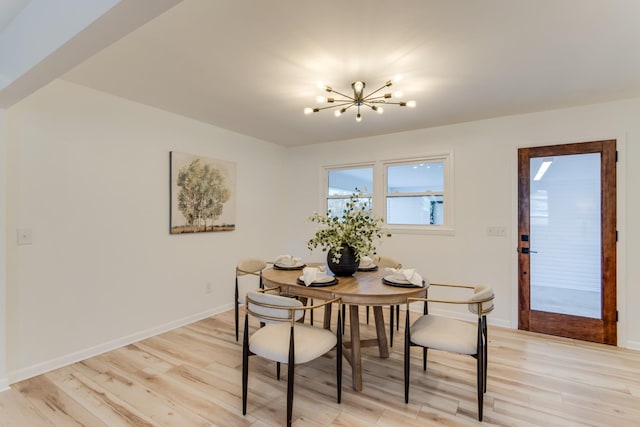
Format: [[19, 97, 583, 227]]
[[386, 225, 455, 236]]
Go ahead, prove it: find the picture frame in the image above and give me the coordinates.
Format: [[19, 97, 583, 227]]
[[170, 151, 236, 234]]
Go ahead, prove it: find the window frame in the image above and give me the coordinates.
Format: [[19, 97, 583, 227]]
[[382, 154, 454, 235], [321, 162, 375, 218], [321, 153, 454, 236]]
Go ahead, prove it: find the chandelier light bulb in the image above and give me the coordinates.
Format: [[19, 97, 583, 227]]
[[377, 106, 384, 114], [394, 91, 403, 98], [406, 100, 417, 108], [304, 107, 314, 115], [393, 74, 403, 83], [334, 109, 342, 117], [353, 81, 365, 98], [316, 96, 326, 103], [356, 113, 362, 122]]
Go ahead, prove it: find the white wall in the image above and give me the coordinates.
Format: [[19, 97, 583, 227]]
[[0, 109, 8, 389], [6, 80, 289, 381], [286, 98, 639, 349], [6, 80, 640, 385]]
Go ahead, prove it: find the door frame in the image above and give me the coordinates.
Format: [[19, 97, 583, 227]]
[[517, 140, 617, 345]]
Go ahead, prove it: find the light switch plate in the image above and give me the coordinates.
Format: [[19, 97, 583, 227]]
[[17, 228, 33, 245], [487, 226, 506, 237]]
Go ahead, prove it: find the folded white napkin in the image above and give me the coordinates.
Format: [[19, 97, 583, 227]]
[[384, 267, 426, 287], [302, 266, 328, 286], [275, 254, 301, 266], [359, 256, 374, 268]]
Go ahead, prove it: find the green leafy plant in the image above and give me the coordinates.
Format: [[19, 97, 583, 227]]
[[307, 191, 391, 263]]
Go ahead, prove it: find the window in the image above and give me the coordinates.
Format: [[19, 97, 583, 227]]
[[326, 166, 373, 218], [323, 154, 453, 233], [385, 159, 445, 225]]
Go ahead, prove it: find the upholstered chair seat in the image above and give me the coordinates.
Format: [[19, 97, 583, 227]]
[[242, 288, 342, 427], [405, 284, 494, 421]]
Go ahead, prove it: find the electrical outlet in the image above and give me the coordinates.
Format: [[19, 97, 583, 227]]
[[487, 226, 506, 237], [205, 282, 213, 294]]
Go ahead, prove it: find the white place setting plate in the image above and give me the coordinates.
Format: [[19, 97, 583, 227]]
[[274, 262, 306, 270], [382, 275, 425, 288], [296, 275, 338, 287]]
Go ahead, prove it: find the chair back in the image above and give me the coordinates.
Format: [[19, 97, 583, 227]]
[[373, 255, 402, 269], [246, 291, 304, 324], [468, 285, 495, 315], [237, 258, 267, 276]]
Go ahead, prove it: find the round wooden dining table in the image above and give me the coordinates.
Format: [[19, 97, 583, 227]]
[[262, 264, 427, 391]]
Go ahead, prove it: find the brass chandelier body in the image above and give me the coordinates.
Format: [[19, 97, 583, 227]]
[[304, 78, 416, 122]]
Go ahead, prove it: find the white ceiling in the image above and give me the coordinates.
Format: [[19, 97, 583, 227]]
[[0, 0, 29, 31], [59, 0, 640, 147]]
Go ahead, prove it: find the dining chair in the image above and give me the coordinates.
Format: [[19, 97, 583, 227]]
[[404, 284, 495, 421], [242, 288, 342, 427], [234, 258, 268, 341]]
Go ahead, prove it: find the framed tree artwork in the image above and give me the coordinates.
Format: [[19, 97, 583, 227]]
[[170, 151, 236, 234]]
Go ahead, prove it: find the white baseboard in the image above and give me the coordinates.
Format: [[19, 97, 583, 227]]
[[0, 377, 9, 392], [7, 303, 233, 385], [625, 340, 640, 351]]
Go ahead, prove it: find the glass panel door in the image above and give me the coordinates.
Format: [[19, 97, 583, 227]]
[[518, 140, 617, 345], [529, 154, 601, 318]]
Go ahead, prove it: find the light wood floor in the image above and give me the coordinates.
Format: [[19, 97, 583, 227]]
[[1, 308, 640, 426]]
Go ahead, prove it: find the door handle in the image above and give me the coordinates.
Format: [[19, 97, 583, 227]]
[[521, 248, 538, 254]]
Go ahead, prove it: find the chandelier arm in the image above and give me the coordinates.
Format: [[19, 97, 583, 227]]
[[326, 98, 355, 105], [362, 102, 385, 111], [327, 89, 354, 100], [312, 103, 354, 112], [340, 104, 356, 112], [366, 97, 390, 102], [330, 101, 356, 107], [362, 83, 391, 101]]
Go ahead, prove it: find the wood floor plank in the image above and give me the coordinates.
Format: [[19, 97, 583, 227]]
[[15, 375, 108, 427], [0, 387, 54, 427], [1, 308, 640, 426], [71, 362, 212, 426], [47, 368, 159, 427], [130, 364, 253, 426]]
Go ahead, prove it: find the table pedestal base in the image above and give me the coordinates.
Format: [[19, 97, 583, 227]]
[[341, 305, 389, 391]]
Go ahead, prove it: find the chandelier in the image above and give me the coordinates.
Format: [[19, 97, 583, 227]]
[[304, 76, 416, 122]]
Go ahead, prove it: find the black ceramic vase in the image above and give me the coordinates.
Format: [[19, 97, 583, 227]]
[[327, 245, 358, 276]]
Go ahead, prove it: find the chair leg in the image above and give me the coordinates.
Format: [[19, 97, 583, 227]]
[[404, 310, 410, 403], [390, 305, 394, 347], [242, 314, 249, 415], [477, 353, 483, 421], [477, 319, 484, 421], [277, 362, 281, 380], [366, 306, 370, 324], [235, 302, 239, 342], [483, 316, 488, 393], [337, 308, 342, 403], [287, 326, 295, 427], [396, 305, 400, 330], [423, 348, 428, 371], [310, 299, 314, 325], [235, 280, 240, 341], [341, 304, 346, 334]]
